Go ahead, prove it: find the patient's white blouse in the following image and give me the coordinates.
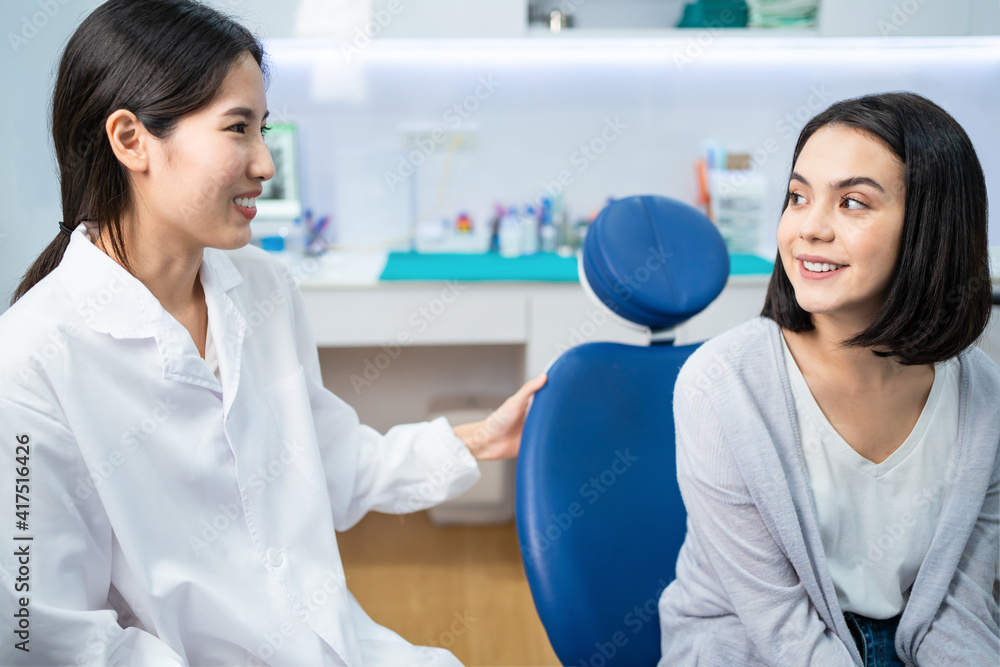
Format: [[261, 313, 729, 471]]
[[780, 335, 959, 619], [0, 225, 480, 666]]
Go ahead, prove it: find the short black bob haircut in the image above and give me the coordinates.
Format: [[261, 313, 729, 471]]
[[761, 92, 991, 365]]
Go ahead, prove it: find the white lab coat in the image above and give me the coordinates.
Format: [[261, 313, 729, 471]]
[[0, 226, 480, 666]]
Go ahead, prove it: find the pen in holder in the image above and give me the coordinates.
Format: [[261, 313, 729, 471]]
[[298, 209, 333, 256]]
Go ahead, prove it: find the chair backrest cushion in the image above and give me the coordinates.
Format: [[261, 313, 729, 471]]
[[582, 195, 729, 330]]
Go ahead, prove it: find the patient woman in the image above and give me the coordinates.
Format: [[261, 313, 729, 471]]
[[658, 92, 998, 666], [0, 1, 544, 664]]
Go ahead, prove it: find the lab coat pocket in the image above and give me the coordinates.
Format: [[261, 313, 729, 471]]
[[263, 365, 327, 492]]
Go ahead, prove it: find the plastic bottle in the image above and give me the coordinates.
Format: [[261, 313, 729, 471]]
[[540, 222, 557, 253], [488, 203, 505, 252], [709, 170, 766, 254], [520, 204, 539, 255], [539, 197, 557, 253], [282, 211, 307, 255], [551, 192, 573, 257], [498, 207, 522, 258]]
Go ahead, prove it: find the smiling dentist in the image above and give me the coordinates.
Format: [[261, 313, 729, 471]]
[[0, 1, 543, 665]]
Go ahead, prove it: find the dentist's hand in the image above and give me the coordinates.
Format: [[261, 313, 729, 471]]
[[453, 374, 548, 461]]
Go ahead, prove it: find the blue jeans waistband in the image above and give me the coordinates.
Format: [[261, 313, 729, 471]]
[[843, 611, 904, 667]]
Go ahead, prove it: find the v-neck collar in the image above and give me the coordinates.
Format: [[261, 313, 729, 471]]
[[779, 332, 949, 476]]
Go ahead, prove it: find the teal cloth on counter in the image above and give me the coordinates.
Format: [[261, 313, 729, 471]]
[[379, 251, 773, 282], [729, 253, 775, 276]]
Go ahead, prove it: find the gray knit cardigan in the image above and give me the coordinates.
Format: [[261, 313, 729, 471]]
[[658, 317, 1000, 666]]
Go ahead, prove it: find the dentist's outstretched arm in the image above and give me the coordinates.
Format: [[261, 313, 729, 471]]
[[452, 374, 548, 461]]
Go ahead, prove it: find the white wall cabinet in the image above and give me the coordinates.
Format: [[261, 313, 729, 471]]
[[368, 0, 527, 38], [818, 0, 1000, 37], [300, 278, 771, 424]]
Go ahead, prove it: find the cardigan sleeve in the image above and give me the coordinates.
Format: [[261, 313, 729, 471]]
[[913, 436, 1000, 663], [671, 383, 857, 666]]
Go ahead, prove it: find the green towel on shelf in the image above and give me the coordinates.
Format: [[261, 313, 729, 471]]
[[378, 251, 773, 282], [746, 0, 819, 28], [677, 0, 749, 28]]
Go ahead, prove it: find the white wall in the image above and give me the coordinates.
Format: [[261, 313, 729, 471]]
[[260, 37, 1000, 260], [0, 0, 103, 313]]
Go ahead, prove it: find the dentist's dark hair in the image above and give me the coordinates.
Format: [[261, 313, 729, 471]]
[[11, 0, 267, 305], [761, 92, 991, 365]]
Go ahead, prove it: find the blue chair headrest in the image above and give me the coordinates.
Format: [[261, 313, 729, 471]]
[[581, 195, 730, 331]]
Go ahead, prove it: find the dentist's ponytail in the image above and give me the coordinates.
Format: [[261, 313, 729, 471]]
[[11, 0, 266, 305]]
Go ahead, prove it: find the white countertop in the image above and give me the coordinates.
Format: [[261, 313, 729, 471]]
[[271, 250, 388, 288]]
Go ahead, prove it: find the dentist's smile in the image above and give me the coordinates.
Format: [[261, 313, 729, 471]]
[[233, 189, 262, 220]]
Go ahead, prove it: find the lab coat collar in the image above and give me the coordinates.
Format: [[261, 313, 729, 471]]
[[201, 247, 248, 415], [58, 224, 246, 398], [202, 247, 244, 294], [59, 225, 159, 339]]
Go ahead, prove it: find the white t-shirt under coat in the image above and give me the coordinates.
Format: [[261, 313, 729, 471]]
[[781, 335, 960, 619]]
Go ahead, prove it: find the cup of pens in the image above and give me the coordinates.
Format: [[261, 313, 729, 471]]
[[301, 209, 332, 255]]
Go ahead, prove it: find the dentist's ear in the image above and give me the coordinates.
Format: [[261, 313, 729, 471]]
[[105, 109, 151, 173]]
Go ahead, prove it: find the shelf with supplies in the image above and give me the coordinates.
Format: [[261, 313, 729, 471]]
[[525, 26, 819, 38]]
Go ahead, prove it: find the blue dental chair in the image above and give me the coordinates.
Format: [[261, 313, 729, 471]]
[[516, 195, 730, 667]]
